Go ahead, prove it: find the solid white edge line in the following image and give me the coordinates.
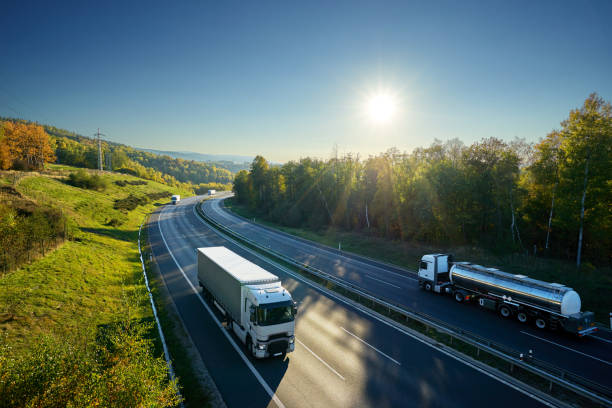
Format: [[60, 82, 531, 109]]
[[138, 221, 184, 407], [296, 339, 346, 381], [364, 274, 402, 289], [208, 199, 418, 282], [520, 331, 612, 366], [193, 200, 557, 408], [340, 327, 401, 365], [591, 335, 612, 345], [157, 204, 287, 408]]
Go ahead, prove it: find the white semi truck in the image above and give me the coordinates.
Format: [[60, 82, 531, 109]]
[[197, 246, 297, 358], [208, 189, 216, 196], [171, 195, 180, 205], [418, 254, 597, 336]]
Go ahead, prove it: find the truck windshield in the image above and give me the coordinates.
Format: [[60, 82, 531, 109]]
[[256, 301, 294, 326]]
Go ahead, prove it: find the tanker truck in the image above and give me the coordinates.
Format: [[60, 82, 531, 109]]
[[418, 254, 597, 336], [197, 246, 297, 358]]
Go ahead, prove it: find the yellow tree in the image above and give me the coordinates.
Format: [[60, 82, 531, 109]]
[[2, 121, 56, 170]]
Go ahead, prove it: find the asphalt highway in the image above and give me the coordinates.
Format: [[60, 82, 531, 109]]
[[201, 196, 612, 390], [149, 196, 555, 408]]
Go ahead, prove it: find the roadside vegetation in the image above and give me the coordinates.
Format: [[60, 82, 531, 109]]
[[0, 165, 193, 407], [229, 94, 612, 321]]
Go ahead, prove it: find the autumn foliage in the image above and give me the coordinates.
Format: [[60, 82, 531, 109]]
[[0, 121, 56, 170]]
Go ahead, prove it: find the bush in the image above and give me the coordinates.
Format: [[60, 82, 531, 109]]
[[0, 322, 181, 407], [114, 179, 147, 187], [114, 194, 148, 211], [67, 170, 108, 191]]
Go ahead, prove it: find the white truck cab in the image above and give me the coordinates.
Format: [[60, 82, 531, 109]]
[[418, 253, 452, 293], [171, 195, 180, 205]]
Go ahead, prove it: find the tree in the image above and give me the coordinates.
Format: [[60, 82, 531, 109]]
[[1, 121, 56, 170], [558, 93, 612, 267]]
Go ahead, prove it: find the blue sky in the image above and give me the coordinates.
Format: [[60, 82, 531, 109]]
[[1, 0, 611, 162]]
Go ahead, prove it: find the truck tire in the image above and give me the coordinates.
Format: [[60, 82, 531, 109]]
[[517, 312, 528, 323], [454, 292, 464, 303], [535, 318, 547, 329], [499, 305, 512, 318], [246, 337, 254, 357], [424, 282, 432, 292]]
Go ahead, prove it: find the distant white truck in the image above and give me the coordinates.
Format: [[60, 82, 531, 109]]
[[197, 246, 297, 358], [171, 195, 180, 205], [208, 189, 216, 196]]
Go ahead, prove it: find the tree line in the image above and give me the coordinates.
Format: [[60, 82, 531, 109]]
[[1, 118, 233, 189], [233, 94, 611, 266]]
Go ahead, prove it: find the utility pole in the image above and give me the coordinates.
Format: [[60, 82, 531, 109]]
[[94, 128, 106, 171]]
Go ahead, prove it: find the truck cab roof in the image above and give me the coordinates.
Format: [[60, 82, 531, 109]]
[[248, 282, 292, 306]]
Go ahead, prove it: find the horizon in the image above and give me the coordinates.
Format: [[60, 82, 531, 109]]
[[1, 1, 611, 162]]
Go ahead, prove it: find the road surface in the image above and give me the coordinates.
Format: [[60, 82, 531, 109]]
[[149, 196, 556, 408], [200, 195, 612, 391]]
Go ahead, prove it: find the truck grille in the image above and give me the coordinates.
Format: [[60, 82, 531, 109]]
[[268, 340, 288, 355]]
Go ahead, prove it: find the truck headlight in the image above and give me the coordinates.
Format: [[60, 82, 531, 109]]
[[288, 336, 294, 344], [257, 344, 267, 350]]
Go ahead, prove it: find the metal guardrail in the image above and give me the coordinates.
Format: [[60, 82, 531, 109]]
[[196, 201, 612, 407]]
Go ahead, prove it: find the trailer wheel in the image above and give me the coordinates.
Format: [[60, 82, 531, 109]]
[[535, 318, 547, 329], [517, 312, 528, 323], [454, 292, 464, 303], [499, 305, 512, 318], [424, 282, 432, 292]]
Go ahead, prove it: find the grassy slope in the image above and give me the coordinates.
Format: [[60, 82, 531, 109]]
[[224, 199, 612, 323], [0, 164, 191, 354]]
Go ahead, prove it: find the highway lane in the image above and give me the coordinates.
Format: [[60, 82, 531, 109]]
[[202, 196, 612, 389], [150, 196, 554, 408]]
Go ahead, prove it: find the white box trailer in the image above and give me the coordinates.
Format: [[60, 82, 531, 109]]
[[197, 247, 296, 358]]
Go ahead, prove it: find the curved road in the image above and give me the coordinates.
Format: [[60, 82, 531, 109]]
[[201, 196, 612, 390], [149, 196, 555, 408]]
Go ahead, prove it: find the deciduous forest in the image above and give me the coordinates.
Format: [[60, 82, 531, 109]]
[[233, 94, 611, 266], [0, 118, 234, 189]]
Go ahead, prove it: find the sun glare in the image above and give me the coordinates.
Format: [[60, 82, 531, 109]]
[[365, 91, 398, 124]]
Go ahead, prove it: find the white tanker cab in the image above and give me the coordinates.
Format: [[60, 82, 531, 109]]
[[418, 254, 597, 336]]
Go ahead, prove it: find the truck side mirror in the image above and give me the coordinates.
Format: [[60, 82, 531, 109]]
[[292, 301, 298, 316]]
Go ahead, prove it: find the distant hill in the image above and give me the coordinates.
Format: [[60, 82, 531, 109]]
[[137, 148, 252, 165]]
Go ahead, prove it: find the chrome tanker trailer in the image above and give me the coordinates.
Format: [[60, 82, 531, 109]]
[[418, 254, 597, 336]]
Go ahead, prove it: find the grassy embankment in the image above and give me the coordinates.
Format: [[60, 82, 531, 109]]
[[224, 198, 611, 323], [0, 165, 210, 406]]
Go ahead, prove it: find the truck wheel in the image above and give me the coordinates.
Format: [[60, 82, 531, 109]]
[[454, 292, 464, 303], [535, 318, 547, 329], [246, 337, 254, 357], [424, 282, 432, 292], [499, 305, 511, 318], [517, 312, 528, 323]]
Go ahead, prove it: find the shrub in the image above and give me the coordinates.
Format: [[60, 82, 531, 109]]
[[0, 323, 181, 407], [67, 170, 108, 191]]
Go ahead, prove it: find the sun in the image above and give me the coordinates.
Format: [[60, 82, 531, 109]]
[[365, 91, 398, 124]]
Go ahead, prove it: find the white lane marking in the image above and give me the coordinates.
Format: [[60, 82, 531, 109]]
[[591, 335, 612, 345], [340, 327, 401, 365], [296, 339, 345, 381], [520, 331, 612, 366], [364, 274, 401, 289], [157, 206, 287, 408], [193, 202, 557, 407], [208, 199, 418, 282]]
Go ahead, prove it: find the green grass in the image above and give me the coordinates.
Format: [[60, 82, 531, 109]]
[[224, 198, 612, 323], [0, 165, 200, 405]]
